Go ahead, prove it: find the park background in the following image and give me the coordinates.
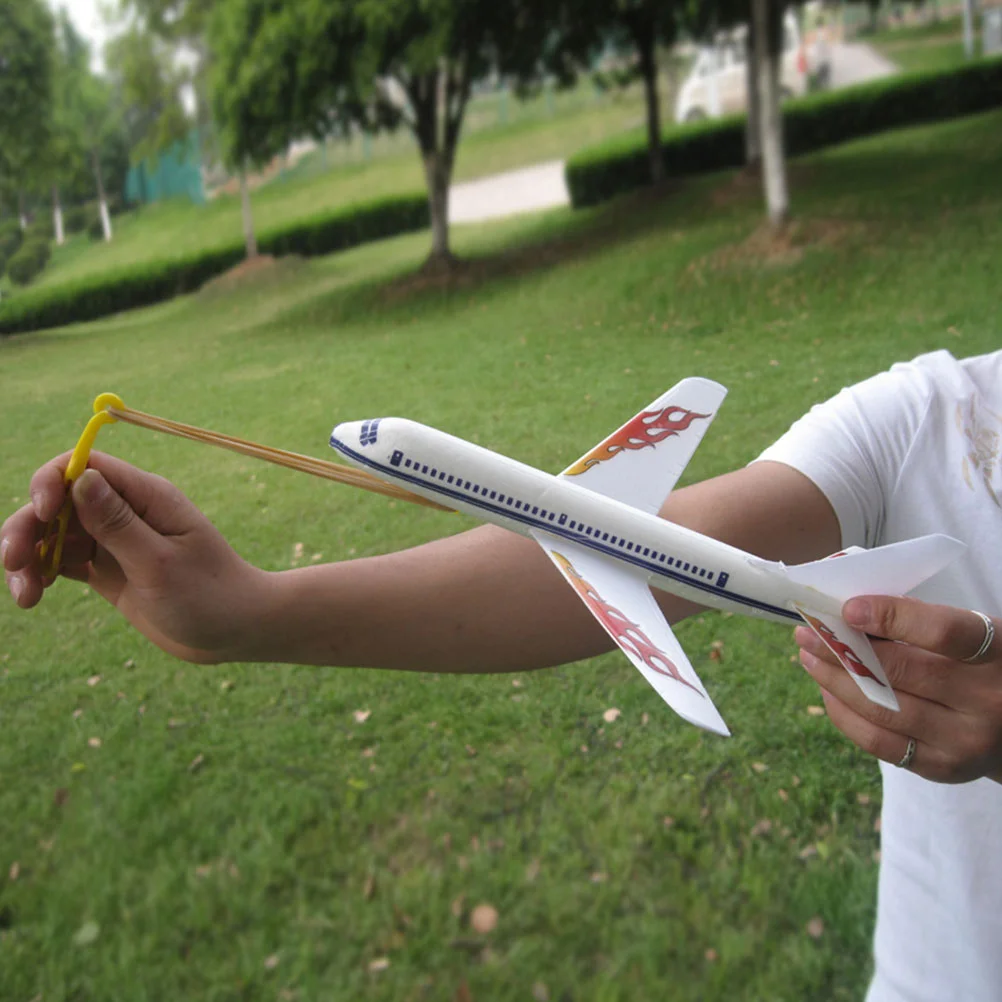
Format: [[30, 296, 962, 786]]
[[2, 0, 1001, 998]]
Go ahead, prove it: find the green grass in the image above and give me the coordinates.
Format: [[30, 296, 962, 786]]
[[869, 13, 969, 72], [2, 108, 1002, 1000]]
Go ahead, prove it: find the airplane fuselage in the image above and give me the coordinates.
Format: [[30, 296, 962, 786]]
[[330, 418, 841, 626]]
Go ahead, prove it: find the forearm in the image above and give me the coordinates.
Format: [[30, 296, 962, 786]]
[[235, 463, 840, 673], [243, 525, 615, 671]]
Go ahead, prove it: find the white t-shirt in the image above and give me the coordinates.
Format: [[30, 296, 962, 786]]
[[757, 349, 1002, 1002]]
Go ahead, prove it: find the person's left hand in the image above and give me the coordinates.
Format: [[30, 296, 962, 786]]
[[795, 595, 1002, 784]]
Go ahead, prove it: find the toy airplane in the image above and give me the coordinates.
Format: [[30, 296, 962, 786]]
[[329, 378, 964, 735]]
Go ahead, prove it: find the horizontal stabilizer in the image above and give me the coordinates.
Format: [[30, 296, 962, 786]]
[[795, 604, 899, 711], [783, 534, 966, 602]]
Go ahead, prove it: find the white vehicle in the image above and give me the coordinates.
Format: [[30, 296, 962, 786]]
[[330, 378, 963, 735], [674, 13, 824, 124]]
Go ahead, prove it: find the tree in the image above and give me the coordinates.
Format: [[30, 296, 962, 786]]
[[751, 0, 789, 227], [112, 0, 218, 164], [0, 0, 55, 228], [105, 25, 191, 167], [210, 0, 583, 268], [591, 1, 683, 185], [686, 0, 790, 226]]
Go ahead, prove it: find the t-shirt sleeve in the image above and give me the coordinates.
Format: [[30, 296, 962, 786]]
[[754, 359, 938, 549]]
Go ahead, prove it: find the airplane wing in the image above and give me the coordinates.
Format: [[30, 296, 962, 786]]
[[531, 529, 730, 735], [559, 377, 727, 513]]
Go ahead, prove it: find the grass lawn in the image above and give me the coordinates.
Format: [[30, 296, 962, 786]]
[[26, 78, 669, 297], [2, 108, 1001, 1001], [868, 14, 969, 72]]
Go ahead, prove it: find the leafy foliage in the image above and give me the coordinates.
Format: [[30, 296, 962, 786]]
[[208, 0, 585, 261], [0, 0, 54, 200], [0, 192, 428, 334], [566, 58, 1002, 207]]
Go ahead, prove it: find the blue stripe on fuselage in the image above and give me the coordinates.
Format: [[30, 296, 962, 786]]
[[330, 435, 799, 623]]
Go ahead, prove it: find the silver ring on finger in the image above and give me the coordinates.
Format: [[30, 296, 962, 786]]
[[895, 736, 917, 770], [962, 610, 995, 664]]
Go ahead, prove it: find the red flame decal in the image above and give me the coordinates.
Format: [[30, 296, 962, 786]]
[[565, 406, 710, 476], [802, 614, 887, 686], [553, 553, 700, 693]]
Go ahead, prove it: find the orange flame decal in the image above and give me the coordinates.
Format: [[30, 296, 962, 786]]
[[802, 614, 887, 687], [553, 553, 700, 693], [564, 406, 710, 476]]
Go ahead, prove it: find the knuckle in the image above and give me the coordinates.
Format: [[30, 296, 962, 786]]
[[858, 726, 884, 759], [100, 496, 135, 535], [865, 702, 898, 733]]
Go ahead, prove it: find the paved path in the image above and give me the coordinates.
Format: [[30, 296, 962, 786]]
[[449, 160, 569, 225], [828, 42, 897, 88], [447, 43, 895, 226]]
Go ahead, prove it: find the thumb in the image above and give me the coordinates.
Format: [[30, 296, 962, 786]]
[[72, 469, 163, 576]]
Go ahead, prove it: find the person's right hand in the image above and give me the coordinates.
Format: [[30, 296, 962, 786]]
[[2, 451, 272, 664]]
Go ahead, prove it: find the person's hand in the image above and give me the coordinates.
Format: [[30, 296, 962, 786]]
[[2, 451, 272, 664], [796, 595, 1002, 784]]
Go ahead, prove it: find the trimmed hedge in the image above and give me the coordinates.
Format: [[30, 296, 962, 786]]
[[7, 238, 51, 286], [566, 57, 1002, 208], [0, 192, 429, 335]]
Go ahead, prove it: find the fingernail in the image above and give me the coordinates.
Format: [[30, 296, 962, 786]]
[[31, 488, 43, 518], [800, 649, 818, 672], [73, 470, 110, 505], [0, 537, 9, 566], [844, 598, 870, 626], [9, 573, 23, 603]]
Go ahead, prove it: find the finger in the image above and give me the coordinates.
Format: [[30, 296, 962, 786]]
[[84, 452, 199, 539], [844, 595, 997, 664], [71, 469, 167, 578], [796, 624, 962, 710], [819, 688, 926, 770], [6, 566, 43, 609], [28, 451, 76, 522], [2, 503, 44, 572], [800, 646, 957, 747]]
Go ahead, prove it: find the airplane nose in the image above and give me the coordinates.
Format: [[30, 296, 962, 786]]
[[330, 419, 383, 450]]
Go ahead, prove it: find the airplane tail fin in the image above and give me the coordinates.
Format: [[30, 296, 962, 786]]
[[783, 534, 965, 711]]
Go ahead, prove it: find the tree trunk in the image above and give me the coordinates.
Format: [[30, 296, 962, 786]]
[[637, 32, 665, 184], [92, 149, 112, 242], [52, 185, 65, 245], [422, 150, 451, 263], [745, 19, 762, 170], [753, 0, 789, 229], [239, 164, 258, 259]]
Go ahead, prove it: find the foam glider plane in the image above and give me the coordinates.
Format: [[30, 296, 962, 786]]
[[331, 378, 964, 736]]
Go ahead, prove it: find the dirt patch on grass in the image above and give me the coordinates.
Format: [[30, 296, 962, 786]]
[[699, 216, 864, 271], [199, 254, 308, 296], [711, 163, 819, 209]]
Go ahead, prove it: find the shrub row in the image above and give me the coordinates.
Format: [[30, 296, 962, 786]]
[[7, 238, 51, 286], [0, 192, 429, 335], [566, 56, 1002, 208]]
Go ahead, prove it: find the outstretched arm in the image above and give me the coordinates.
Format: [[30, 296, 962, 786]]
[[2, 452, 839, 671]]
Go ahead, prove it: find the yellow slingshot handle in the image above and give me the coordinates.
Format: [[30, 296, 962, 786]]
[[40, 393, 123, 578]]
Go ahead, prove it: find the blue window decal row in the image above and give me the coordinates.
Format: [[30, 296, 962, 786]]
[[390, 448, 725, 587]]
